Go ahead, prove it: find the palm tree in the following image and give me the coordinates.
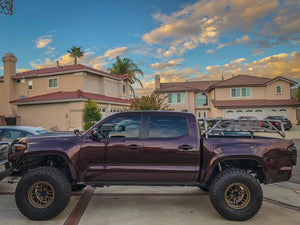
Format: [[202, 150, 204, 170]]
[[108, 56, 144, 97], [67, 46, 84, 65]]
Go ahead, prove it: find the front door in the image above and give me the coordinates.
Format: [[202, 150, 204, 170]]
[[79, 115, 144, 182], [141, 114, 199, 183]]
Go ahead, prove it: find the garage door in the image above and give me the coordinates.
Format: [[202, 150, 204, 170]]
[[267, 108, 289, 118], [225, 108, 265, 119]]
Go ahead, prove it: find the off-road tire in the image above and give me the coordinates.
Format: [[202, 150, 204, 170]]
[[209, 169, 263, 221], [15, 166, 71, 220], [71, 184, 87, 192]]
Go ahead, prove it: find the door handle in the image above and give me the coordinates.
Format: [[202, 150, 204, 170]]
[[178, 145, 193, 150], [127, 144, 141, 150]]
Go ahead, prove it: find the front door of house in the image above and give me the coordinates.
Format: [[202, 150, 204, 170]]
[[196, 110, 209, 119]]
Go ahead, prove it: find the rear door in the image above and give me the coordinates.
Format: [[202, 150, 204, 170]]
[[141, 113, 199, 183]]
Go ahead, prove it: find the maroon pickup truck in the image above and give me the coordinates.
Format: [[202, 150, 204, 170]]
[[8, 111, 297, 221]]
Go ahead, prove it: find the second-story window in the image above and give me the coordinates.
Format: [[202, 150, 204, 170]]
[[276, 85, 282, 94], [28, 80, 33, 90], [231, 88, 251, 97], [196, 93, 208, 106], [123, 84, 126, 93], [168, 93, 185, 104], [48, 78, 58, 88]]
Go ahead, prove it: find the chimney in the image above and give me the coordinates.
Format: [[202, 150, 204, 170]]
[[2, 53, 17, 116], [155, 74, 160, 89], [56, 60, 59, 68]]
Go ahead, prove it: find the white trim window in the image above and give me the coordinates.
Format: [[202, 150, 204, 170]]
[[168, 93, 185, 104], [276, 85, 282, 94], [48, 78, 58, 88], [231, 87, 251, 98], [122, 84, 126, 94], [28, 80, 33, 90]]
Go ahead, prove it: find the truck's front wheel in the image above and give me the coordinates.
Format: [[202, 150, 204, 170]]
[[15, 166, 71, 220], [209, 169, 262, 221]]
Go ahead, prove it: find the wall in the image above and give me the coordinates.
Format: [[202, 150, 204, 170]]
[[266, 80, 291, 100], [14, 72, 84, 99], [17, 101, 85, 131], [83, 73, 103, 94], [102, 77, 121, 98], [215, 86, 266, 100]]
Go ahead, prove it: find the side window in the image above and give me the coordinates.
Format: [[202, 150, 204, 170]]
[[149, 116, 188, 138], [98, 116, 141, 139]]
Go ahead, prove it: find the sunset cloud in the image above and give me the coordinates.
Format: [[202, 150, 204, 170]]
[[35, 35, 53, 48], [103, 47, 131, 59], [142, 0, 300, 57], [150, 58, 185, 70]]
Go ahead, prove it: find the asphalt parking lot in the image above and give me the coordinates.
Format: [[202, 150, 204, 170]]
[[0, 127, 300, 225]]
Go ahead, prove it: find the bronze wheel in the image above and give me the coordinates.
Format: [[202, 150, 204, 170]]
[[28, 181, 55, 209], [225, 183, 250, 209]]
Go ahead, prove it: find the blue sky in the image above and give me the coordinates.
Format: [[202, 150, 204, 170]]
[[1, 0, 300, 95]]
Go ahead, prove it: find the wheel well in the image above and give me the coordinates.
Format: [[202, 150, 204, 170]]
[[18, 155, 73, 182], [207, 159, 265, 185]]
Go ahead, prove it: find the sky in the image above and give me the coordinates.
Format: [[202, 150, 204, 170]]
[[1, 0, 300, 96]]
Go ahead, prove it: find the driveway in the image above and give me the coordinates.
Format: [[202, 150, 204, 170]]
[[0, 177, 300, 225]]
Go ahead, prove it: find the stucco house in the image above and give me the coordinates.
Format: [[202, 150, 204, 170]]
[[154, 74, 300, 124], [0, 53, 133, 131]]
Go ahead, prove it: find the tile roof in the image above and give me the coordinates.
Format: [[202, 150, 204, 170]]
[[10, 90, 131, 105], [211, 75, 272, 87], [155, 75, 297, 93], [155, 80, 221, 92], [212, 99, 300, 108], [12, 64, 133, 83]]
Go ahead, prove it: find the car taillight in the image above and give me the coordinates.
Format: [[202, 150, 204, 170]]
[[275, 122, 280, 125], [288, 145, 297, 166], [259, 122, 263, 127]]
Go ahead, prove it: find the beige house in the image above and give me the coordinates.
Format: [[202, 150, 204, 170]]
[[155, 74, 300, 124], [0, 53, 133, 131]]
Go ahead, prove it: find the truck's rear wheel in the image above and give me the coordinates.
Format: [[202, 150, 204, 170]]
[[15, 166, 71, 220], [209, 169, 262, 221]]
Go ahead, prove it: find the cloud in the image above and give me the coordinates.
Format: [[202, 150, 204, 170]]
[[36, 35, 53, 48], [150, 58, 185, 70], [142, 1, 300, 57], [103, 47, 130, 60], [30, 49, 109, 70], [16, 68, 30, 73], [206, 49, 215, 54], [203, 52, 300, 80]]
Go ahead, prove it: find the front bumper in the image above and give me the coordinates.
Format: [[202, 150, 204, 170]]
[[0, 160, 12, 181]]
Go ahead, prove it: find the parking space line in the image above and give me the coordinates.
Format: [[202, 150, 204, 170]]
[[264, 197, 300, 212], [63, 186, 95, 225]]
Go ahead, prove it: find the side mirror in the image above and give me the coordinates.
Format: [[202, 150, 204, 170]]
[[89, 128, 100, 141]]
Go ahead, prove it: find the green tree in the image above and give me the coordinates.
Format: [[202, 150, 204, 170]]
[[83, 100, 102, 130], [130, 93, 173, 111], [296, 86, 300, 101], [108, 56, 144, 97], [67, 46, 84, 65]]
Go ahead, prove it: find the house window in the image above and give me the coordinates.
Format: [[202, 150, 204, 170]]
[[28, 80, 33, 90], [168, 93, 185, 104], [123, 84, 126, 93], [231, 88, 251, 97], [48, 78, 58, 88], [276, 85, 282, 94], [196, 93, 208, 106], [16, 79, 25, 84]]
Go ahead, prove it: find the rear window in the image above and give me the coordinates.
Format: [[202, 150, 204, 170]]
[[148, 116, 188, 138]]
